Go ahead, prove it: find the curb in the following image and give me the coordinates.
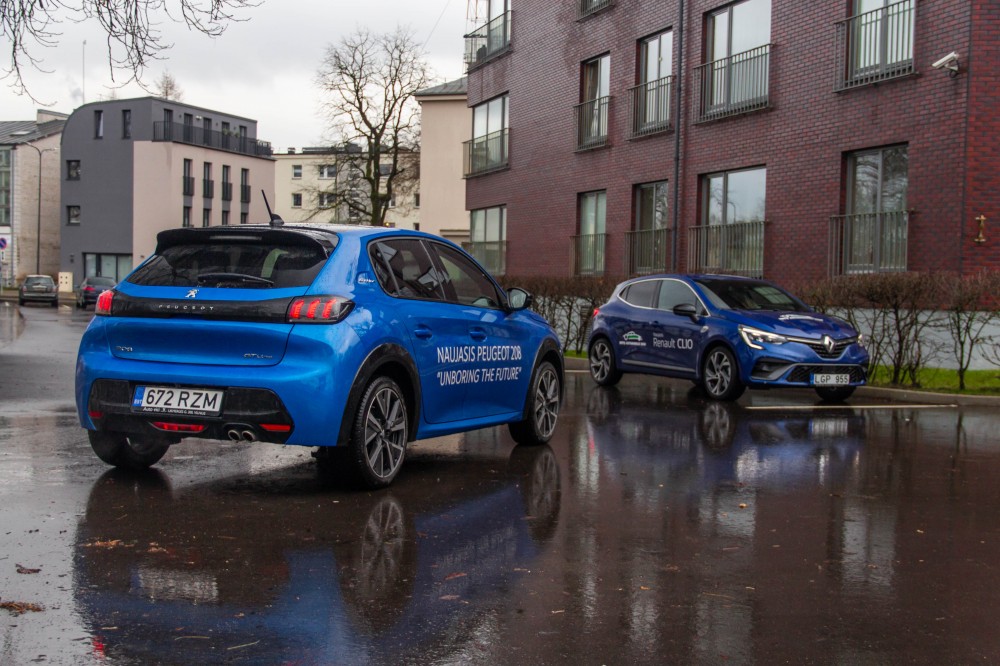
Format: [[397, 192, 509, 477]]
[[561, 354, 1000, 407]]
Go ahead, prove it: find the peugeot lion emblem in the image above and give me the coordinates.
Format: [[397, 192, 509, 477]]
[[822, 335, 835, 354], [186, 289, 199, 299]]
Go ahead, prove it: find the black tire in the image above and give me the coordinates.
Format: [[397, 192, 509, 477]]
[[588, 337, 622, 387], [88, 430, 170, 470], [18, 298, 24, 306], [76, 297, 84, 309], [51, 298, 58, 308], [509, 360, 561, 446], [815, 385, 856, 402], [701, 346, 746, 401], [347, 376, 408, 489]]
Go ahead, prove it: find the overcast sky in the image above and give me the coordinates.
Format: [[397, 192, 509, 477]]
[[1, 0, 470, 151]]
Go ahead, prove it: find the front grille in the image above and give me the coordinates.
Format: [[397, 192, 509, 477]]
[[787, 365, 866, 384], [797, 336, 857, 360]]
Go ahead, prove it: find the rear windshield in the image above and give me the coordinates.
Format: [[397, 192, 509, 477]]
[[128, 242, 329, 289], [88, 277, 116, 286], [694, 278, 809, 312], [25, 276, 54, 286]]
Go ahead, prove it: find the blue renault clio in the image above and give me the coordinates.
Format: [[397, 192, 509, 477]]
[[76, 223, 563, 487], [587, 274, 868, 401]]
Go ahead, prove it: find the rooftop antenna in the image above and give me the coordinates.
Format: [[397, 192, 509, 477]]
[[261, 190, 284, 227]]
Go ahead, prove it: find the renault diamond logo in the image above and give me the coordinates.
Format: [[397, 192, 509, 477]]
[[186, 289, 199, 299], [822, 335, 835, 354]]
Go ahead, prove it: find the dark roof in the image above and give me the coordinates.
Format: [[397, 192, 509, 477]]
[[415, 77, 468, 98], [0, 118, 67, 145]]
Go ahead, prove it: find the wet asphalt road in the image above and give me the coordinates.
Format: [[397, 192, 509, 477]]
[[2, 301, 1000, 664]]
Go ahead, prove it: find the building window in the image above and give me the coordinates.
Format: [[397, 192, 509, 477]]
[[122, 109, 132, 139], [94, 110, 104, 139], [831, 145, 909, 274], [0, 148, 10, 226], [221, 165, 232, 201], [240, 212, 248, 225], [577, 54, 610, 150], [202, 117, 212, 146], [628, 181, 670, 275], [379, 163, 392, 177], [292, 193, 303, 208], [67, 205, 81, 225], [466, 94, 509, 177], [836, 0, 915, 90], [698, 0, 772, 122], [690, 167, 766, 277], [183, 159, 194, 196], [467, 205, 507, 275], [387, 195, 396, 208], [202, 208, 211, 227], [240, 169, 250, 203], [319, 192, 336, 208], [182, 206, 191, 227], [575, 191, 607, 275], [630, 30, 673, 137], [464, 0, 511, 71], [579, 0, 613, 20], [292, 164, 303, 179], [67, 160, 81, 181], [203, 162, 214, 198], [83, 253, 133, 281], [415, 192, 420, 208], [318, 164, 336, 179], [221, 210, 230, 226]]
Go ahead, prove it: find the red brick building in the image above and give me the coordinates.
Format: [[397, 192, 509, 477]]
[[462, 0, 999, 284]]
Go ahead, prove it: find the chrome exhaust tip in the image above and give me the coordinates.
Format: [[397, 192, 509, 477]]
[[226, 429, 241, 441]]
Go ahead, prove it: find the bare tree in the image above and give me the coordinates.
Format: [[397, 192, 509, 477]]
[[1, 1, 258, 98], [316, 26, 430, 226], [155, 71, 184, 101]]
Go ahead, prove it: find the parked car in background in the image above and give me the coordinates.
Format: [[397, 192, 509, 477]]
[[18, 274, 58, 307], [587, 274, 868, 402], [75, 223, 564, 488], [75, 276, 116, 309]]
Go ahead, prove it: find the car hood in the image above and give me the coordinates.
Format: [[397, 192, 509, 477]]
[[720, 310, 858, 339]]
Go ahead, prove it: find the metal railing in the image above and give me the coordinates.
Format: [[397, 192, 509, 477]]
[[463, 128, 509, 177], [628, 76, 672, 138], [696, 44, 771, 123], [154, 122, 273, 157], [575, 96, 610, 150], [572, 233, 608, 276], [687, 220, 765, 278], [835, 0, 915, 91], [829, 211, 908, 275], [625, 228, 672, 275], [182, 176, 195, 196], [240, 185, 251, 203], [579, 0, 613, 19], [463, 240, 508, 276], [221, 182, 233, 202], [464, 11, 512, 71], [202, 179, 214, 199]]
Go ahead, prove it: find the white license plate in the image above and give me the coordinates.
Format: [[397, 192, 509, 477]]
[[132, 386, 223, 416], [812, 373, 850, 386]]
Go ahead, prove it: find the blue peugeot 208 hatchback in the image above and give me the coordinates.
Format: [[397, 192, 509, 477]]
[[587, 274, 868, 402], [76, 223, 563, 488]]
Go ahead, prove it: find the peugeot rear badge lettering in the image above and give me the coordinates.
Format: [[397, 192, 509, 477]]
[[186, 289, 199, 299]]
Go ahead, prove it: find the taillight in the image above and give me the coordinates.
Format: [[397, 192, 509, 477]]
[[95, 290, 115, 316], [84, 286, 95, 292], [287, 296, 353, 324], [593, 307, 600, 318]]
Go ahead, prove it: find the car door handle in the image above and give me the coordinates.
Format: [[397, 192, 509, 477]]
[[413, 325, 433, 340], [469, 327, 487, 341]]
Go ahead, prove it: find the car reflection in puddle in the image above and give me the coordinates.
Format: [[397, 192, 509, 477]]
[[74, 442, 560, 663]]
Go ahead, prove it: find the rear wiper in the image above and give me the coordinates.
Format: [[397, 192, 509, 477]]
[[196, 272, 275, 287]]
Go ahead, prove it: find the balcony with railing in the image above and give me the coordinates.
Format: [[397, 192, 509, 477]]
[[828, 211, 908, 275], [575, 96, 610, 150], [463, 240, 508, 276], [182, 176, 195, 196], [240, 185, 251, 203], [202, 179, 214, 199], [221, 182, 233, 202], [572, 233, 608, 276], [625, 227, 672, 276], [579, 0, 613, 19], [628, 76, 672, 139], [687, 220, 765, 278], [835, 0, 915, 91], [154, 122, 273, 158], [696, 44, 771, 123], [464, 128, 509, 177], [464, 11, 511, 71]]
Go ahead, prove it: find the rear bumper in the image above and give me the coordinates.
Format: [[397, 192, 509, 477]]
[[20, 291, 57, 302]]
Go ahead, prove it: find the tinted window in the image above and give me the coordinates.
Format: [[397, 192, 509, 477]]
[[369, 239, 445, 301], [621, 280, 658, 307], [86, 277, 116, 287], [25, 276, 54, 287], [432, 243, 502, 308], [128, 243, 328, 289], [657, 280, 699, 311], [695, 278, 808, 312]]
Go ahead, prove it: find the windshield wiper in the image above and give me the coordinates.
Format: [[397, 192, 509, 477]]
[[196, 272, 274, 287]]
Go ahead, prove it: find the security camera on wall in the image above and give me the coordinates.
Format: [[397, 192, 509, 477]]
[[932, 51, 960, 75]]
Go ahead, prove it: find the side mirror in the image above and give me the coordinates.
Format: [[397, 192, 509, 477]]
[[507, 287, 533, 311], [673, 302, 699, 322]]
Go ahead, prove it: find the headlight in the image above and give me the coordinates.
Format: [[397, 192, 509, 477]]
[[857, 334, 866, 349], [739, 325, 788, 350]]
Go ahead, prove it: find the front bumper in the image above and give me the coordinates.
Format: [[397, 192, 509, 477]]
[[737, 340, 869, 388]]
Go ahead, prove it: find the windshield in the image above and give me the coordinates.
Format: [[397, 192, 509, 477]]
[[128, 242, 329, 289], [694, 278, 810, 312], [25, 276, 53, 286]]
